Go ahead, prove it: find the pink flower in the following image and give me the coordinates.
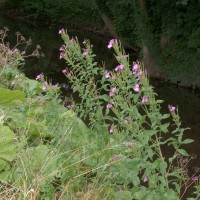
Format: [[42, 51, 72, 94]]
[[137, 71, 143, 76], [70, 39, 76, 44], [12, 48, 18, 53], [105, 71, 111, 78], [42, 85, 47, 91], [82, 49, 89, 56], [36, 74, 43, 80], [109, 87, 117, 97], [132, 63, 139, 73], [67, 104, 74, 109], [124, 119, 128, 124], [142, 96, 148, 104], [134, 84, 140, 92], [192, 176, 199, 181], [37, 96, 41, 100], [106, 103, 113, 109], [115, 64, 124, 72], [119, 189, 123, 192], [59, 45, 65, 51], [51, 84, 58, 89], [62, 69, 67, 74], [109, 125, 114, 134], [168, 105, 176, 113], [125, 142, 133, 147], [124, 116, 131, 124], [58, 28, 64, 34], [62, 68, 72, 77], [60, 52, 64, 59], [107, 39, 117, 49], [143, 177, 148, 183]]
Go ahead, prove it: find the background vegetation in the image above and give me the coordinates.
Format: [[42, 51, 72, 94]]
[[1, 0, 200, 86]]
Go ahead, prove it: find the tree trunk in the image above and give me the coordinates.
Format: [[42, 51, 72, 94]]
[[138, 0, 163, 78], [100, 13, 137, 51]]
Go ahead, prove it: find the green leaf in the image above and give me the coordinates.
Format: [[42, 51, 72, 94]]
[[181, 139, 194, 144], [19, 79, 41, 95], [161, 114, 170, 119], [163, 189, 179, 199], [20, 145, 59, 180], [61, 110, 91, 145], [114, 191, 132, 200], [0, 88, 25, 106], [96, 107, 103, 122], [177, 149, 189, 156], [0, 124, 17, 162], [99, 94, 110, 102], [28, 121, 46, 138], [160, 123, 170, 133], [104, 116, 114, 121], [155, 100, 164, 104], [159, 161, 168, 175], [133, 189, 149, 199]]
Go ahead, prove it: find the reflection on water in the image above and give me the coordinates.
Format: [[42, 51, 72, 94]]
[[153, 82, 200, 198], [0, 14, 115, 82], [0, 14, 200, 194], [154, 82, 200, 170]]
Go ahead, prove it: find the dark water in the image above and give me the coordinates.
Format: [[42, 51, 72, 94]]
[[0, 14, 200, 197], [0, 14, 117, 83]]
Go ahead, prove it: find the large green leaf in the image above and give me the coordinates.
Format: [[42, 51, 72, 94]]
[[0, 124, 17, 162], [61, 110, 90, 136], [0, 88, 25, 106], [19, 79, 41, 95], [114, 191, 132, 200], [22, 145, 58, 177], [12, 145, 59, 190], [60, 110, 92, 147]]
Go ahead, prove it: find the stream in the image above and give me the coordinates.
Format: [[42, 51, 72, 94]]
[[0, 14, 200, 197]]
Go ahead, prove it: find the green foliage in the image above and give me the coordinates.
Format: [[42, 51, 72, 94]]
[[138, 0, 200, 85], [95, 0, 200, 85], [0, 29, 199, 199], [0, 88, 25, 106], [4, 0, 101, 26], [101, 0, 140, 47], [0, 123, 17, 163]]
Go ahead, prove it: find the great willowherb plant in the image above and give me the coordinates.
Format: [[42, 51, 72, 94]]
[[60, 29, 200, 199], [0, 28, 199, 199]]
